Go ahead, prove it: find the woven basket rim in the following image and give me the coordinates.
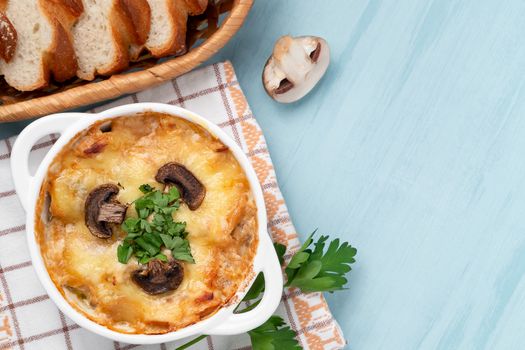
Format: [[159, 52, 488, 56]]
[[0, 0, 253, 122]]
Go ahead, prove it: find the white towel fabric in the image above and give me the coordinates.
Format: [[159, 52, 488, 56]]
[[0, 61, 346, 350]]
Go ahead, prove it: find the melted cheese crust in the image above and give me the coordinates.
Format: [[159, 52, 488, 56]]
[[35, 113, 258, 334]]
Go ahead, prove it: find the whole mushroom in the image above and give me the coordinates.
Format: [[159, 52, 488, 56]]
[[84, 184, 127, 239], [263, 35, 330, 103]]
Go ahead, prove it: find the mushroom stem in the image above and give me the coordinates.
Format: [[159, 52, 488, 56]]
[[273, 36, 313, 84], [263, 35, 330, 103], [97, 202, 127, 223]]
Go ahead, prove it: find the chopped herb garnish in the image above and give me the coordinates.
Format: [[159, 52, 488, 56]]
[[117, 243, 133, 264], [117, 184, 194, 265]]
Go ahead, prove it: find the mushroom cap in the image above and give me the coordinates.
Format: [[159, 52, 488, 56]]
[[84, 184, 126, 239], [132, 259, 184, 295], [263, 35, 330, 103], [155, 162, 206, 211]]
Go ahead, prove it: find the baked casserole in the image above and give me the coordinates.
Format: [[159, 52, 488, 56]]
[[34, 112, 258, 334]]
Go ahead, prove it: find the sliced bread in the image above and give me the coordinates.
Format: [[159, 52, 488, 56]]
[[42, 0, 83, 82], [72, 0, 151, 80], [0, 0, 79, 91], [144, 0, 207, 58], [121, 0, 152, 61], [1, 0, 207, 90]]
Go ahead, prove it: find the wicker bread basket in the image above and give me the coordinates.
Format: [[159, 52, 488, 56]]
[[0, 0, 253, 122]]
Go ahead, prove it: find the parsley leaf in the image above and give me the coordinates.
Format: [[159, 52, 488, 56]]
[[274, 242, 287, 265], [285, 232, 356, 293], [241, 242, 287, 304], [139, 184, 154, 193], [173, 233, 357, 350], [243, 273, 265, 302], [248, 316, 301, 350], [117, 184, 194, 265], [170, 236, 195, 263], [117, 243, 133, 264]]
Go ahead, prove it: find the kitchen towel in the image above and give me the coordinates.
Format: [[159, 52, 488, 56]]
[[0, 61, 346, 350]]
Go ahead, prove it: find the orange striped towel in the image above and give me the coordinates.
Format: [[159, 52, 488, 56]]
[[0, 61, 346, 350]]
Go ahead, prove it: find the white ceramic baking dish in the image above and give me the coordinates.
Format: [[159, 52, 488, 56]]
[[10, 103, 283, 344]]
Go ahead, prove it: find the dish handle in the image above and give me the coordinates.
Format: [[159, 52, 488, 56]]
[[207, 237, 284, 335], [10, 113, 85, 212]]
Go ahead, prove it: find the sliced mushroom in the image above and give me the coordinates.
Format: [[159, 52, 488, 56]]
[[155, 162, 206, 210], [263, 35, 330, 103], [132, 259, 184, 295], [85, 184, 127, 239]]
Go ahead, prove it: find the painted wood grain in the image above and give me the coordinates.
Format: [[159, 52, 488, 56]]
[[3, 0, 525, 348]]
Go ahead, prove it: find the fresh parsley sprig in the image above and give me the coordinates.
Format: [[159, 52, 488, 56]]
[[248, 316, 302, 350], [175, 232, 357, 350], [285, 231, 357, 292], [117, 184, 195, 265]]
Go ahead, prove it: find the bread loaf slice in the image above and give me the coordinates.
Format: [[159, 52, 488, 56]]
[[72, 0, 150, 80], [144, 0, 207, 58], [44, 0, 83, 82], [122, 0, 152, 61], [0, 0, 80, 91]]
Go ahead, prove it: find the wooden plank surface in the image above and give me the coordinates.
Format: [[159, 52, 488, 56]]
[[3, 0, 525, 348]]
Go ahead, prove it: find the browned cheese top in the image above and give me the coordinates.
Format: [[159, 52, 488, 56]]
[[35, 112, 258, 334]]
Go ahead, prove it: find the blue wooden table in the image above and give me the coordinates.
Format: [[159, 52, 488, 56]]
[[3, 0, 525, 348]]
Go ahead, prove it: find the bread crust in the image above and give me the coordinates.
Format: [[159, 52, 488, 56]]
[[144, 0, 208, 58], [41, 0, 82, 82], [49, 21, 78, 82], [0, 11, 16, 63], [184, 0, 207, 16], [57, 0, 84, 17], [95, 1, 131, 78], [75, 0, 152, 80], [119, 0, 151, 61], [47, 0, 83, 20], [120, 0, 151, 45], [145, 0, 187, 58]]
